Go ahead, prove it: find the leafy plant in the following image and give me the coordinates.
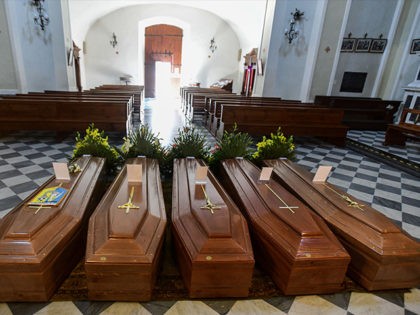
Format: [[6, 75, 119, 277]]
[[70, 124, 121, 172], [119, 124, 166, 163], [168, 126, 210, 162], [210, 124, 254, 167], [252, 128, 295, 164]]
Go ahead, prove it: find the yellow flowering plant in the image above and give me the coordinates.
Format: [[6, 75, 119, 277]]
[[70, 124, 121, 173], [252, 128, 295, 164]]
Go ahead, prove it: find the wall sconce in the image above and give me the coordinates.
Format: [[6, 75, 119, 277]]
[[284, 8, 304, 44], [31, 0, 49, 31], [209, 37, 217, 53], [110, 32, 118, 48]]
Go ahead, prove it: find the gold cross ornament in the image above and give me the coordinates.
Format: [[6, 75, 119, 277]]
[[200, 184, 222, 214], [28, 204, 51, 214], [118, 186, 140, 213], [265, 184, 297, 213]]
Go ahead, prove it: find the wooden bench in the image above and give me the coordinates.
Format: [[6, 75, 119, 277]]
[[210, 100, 310, 136], [218, 105, 348, 146], [384, 108, 420, 146], [314, 95, 400, 130], [0, 98, 130, 135], [187, 92, 235, 121], [179, 87, 231, 113], [91, 85, 144, 112]]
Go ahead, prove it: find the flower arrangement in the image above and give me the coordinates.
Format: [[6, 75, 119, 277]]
[[252, 128, 295, 164], [167, 126, 210, 162], [210, 124, 254, 168], [70, 124, 121, 172], [119, 124, 166, 164]]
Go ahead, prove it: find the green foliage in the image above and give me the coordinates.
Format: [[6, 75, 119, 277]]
[[120, 124, 166, 163], [252, 128, 295, 164], [210, 124, 254, 167], [70, 124, 121, 172], [168, 126, 210, 162]]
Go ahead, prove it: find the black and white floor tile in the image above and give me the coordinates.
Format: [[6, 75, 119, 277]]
[[0, 98, 419, 314]]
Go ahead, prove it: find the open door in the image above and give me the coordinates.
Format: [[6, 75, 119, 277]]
[[144, 24, 183, 98]]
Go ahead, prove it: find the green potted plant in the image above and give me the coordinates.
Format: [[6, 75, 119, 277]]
[[70, 124, 122, 173], [119, 124, 166, 163], [210, 124, 254, 170], [167, 126, 211, 162], [252, 128, 295, 165]]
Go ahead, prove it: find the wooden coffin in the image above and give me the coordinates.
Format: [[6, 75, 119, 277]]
[[219, 158, 350, 295], [0, 156, 106, 301], [172, 158, 254, 298], [85, 157, 167, 301], [264, 159, 420, 291]]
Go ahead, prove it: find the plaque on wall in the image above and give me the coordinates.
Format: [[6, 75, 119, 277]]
[[340, 72, 367, 93]]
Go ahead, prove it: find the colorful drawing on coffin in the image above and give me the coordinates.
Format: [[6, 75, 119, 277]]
[[28, 184, 68, 206]]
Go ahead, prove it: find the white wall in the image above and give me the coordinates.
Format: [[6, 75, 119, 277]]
[[389, 1, 420, 100], [331, 0, 399, 97], [0, 0, 18, 93], [84, 4, 243, 92], [256, 0, 325, 100], [4, 0, 75, 92]]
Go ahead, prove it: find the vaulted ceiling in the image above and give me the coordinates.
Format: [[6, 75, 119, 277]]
[[69, 0, 267, 49]]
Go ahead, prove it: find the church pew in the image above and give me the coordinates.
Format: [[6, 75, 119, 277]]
[[0, 98, 131, 134], [217, 105, 348, 146], [314, 95, 400, 130], [179, 87, 231, 113], [204, 96, 291, 129], [183, 88, 232, 114], [92, 85, 144, 112], [6, 93, 133, 115], [187, 92, 236, 121], [210, 100, 313, 136], [384, 108, 420, 146]]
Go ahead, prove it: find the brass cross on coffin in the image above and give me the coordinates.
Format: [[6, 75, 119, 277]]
[[264, 184, 298, 213], [28, 204, 51, 214], [118, 186, 140, 213], [200, 184, 222, 214]]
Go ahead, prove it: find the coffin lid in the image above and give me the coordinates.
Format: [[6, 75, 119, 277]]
[[0, 156, 105, 258], [172, 158, 253, 259], [86, 157, 167, 262], [222, 159, 323, 237], [264, 159, 400, 234]]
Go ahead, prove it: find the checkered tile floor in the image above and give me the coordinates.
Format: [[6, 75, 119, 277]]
[[0, 98, 419, 314]]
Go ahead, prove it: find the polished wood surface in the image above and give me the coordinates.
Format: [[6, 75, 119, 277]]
[[385, 108, 420, 146], [264, 159, 420, 291], [219, 158, 350, 295], [85, 157, 167, 301], [314, 95, 400, 130], [218, 105, 348, 146], [0, 156, 106, 301], [172, 158, 254, 298]]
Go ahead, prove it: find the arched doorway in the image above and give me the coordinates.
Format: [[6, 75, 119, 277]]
[[144, 24, 183, 98]]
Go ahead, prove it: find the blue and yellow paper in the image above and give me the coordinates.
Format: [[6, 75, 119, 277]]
[[28, 185, 68, 206]]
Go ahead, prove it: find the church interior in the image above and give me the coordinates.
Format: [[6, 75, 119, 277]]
[[0, 0, 419, 314]]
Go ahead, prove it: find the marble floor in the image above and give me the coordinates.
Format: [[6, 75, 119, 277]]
[[0, 97, 419, 315]]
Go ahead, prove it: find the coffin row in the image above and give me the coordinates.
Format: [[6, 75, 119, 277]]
[[264, 159, 420, 291], [0, 156, 419, 301]]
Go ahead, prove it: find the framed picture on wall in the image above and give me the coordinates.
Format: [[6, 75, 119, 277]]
[[355, 38, 372, 52], [341, 38, 356, 52], [370, 39, 387, 53], [410, 39, 420, 54]]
